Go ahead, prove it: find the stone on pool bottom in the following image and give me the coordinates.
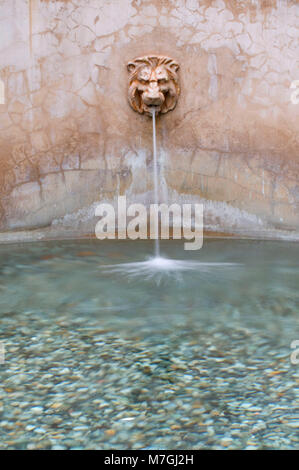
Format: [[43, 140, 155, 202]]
[[0, 239, 298, 450]]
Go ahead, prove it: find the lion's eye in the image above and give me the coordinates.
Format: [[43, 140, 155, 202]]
[[158, 78, 167, 84]]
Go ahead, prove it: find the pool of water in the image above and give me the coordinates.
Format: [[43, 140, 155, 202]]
[[0, 239, 298, 449]]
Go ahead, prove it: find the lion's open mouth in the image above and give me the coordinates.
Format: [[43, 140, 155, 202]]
[[144, 104, 161, 115]]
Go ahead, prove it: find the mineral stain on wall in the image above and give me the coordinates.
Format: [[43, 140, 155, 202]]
[[0, 0, 298, 238], [0, 80, 5, 104]]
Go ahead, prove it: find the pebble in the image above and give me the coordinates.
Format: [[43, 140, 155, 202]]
[[30, 407, 44, 415], [285, 421, 299, 428]]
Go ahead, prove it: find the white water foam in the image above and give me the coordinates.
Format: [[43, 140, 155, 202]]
[[102, 256, 241, 283]]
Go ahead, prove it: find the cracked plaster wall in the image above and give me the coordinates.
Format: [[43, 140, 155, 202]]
[[0, 0, 298, 237]]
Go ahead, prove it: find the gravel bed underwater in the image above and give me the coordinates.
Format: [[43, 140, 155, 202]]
[[0, 239, 298, 450]]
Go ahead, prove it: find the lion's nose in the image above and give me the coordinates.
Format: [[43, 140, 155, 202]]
[[143, 83, 165, 106]]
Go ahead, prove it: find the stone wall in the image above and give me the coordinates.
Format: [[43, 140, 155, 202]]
[[0, 0, 298, 239]]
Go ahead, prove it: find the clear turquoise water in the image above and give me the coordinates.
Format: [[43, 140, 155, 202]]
[[0, 239, 298, 449]]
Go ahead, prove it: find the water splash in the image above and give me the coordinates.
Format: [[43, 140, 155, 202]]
[[102, 256, 241, 284]]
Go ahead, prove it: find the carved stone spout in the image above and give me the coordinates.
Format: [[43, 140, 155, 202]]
[[127, 55, 180, 116]]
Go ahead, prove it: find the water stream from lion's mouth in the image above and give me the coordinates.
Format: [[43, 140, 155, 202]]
[[150, 107, 160, 258], [102, 108, 241, 279]]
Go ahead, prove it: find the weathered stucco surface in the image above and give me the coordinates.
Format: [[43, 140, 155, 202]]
[[0, 0, 298, 239]]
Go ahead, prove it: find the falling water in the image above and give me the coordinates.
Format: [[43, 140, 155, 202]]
[[151, 108, 160, 258], [102, 108, 241, 279]]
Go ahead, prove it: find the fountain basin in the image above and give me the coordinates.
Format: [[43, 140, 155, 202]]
[[0, 239, 298, 449]]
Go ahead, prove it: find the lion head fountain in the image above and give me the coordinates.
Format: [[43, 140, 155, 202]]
[[127, 55, 180, 116]]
